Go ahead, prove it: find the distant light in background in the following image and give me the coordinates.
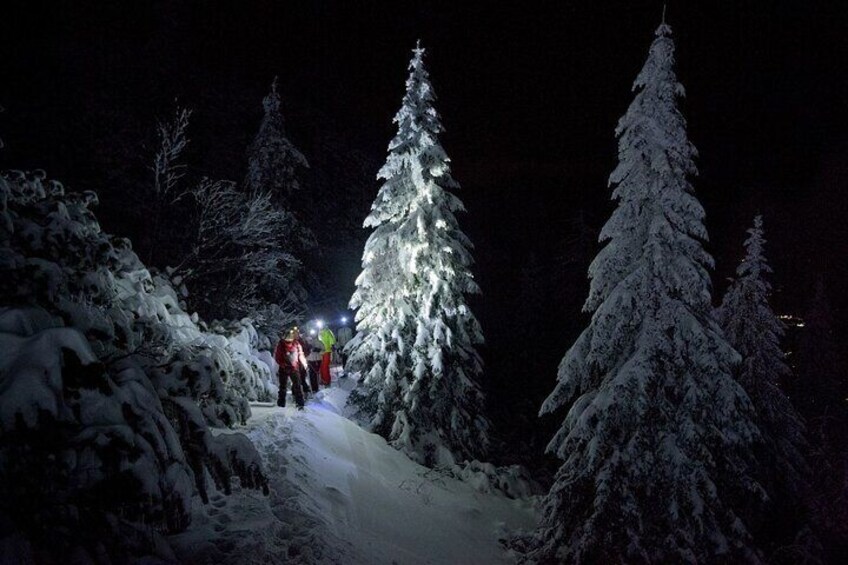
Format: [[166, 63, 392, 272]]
[[778, 314, 806, 328], [316, 319, 325, 329], [310, 329, 317, 336], [341, 316, 348, 324]]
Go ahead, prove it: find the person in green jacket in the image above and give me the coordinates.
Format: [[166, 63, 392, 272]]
[[318, 327, 336, 387]]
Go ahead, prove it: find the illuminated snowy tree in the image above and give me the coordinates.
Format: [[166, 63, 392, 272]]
[[347, 43, 489, 465], [531, 22, 764, 563]]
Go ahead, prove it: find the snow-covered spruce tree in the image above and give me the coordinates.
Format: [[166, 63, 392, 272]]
[[245, 77, 308, 197], [241, 77, 312, 337], [718, 218, 808, 478], [244, 77, 314, 251], [347, 43, 489, 465], [530, 23, 765, 563], [718, 215, 809, 545]]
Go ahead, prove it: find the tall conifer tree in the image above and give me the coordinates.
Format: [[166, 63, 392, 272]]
[[245, 77, 314, 252], [532, 22, 764, 563], [718, 215, 808, 490], [718, 215, 809, 548], [347, 43, 489, 465], [240, 78, 313, 328], [245, 77, 309, 198]]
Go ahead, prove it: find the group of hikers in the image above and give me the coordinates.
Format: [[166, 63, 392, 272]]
[[272, 321, 353, 409]]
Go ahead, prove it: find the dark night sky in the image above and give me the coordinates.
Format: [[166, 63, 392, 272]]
[[2, 1, 847, 450]]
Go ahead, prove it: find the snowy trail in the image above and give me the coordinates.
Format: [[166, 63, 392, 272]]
[[170, 385, 536, 564]]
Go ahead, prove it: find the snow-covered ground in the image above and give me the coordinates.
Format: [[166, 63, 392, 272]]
[[170, 376, 537, 564]]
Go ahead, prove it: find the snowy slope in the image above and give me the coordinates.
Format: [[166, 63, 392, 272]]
[[170, 381, 537, 564]]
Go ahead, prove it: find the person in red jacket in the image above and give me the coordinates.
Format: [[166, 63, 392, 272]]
[[273, 326, 308, 409]]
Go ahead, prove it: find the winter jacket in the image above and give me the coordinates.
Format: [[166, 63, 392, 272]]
[[319, 328, 336, 353], [274, 338, 308, 372]]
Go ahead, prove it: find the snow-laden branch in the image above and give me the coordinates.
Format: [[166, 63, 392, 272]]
[[152, 107, 192, 199]]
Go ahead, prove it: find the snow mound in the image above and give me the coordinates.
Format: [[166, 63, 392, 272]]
[[0, 321, 94, 428], [0, 171, 272, 561], [444, 460, 543, 500]]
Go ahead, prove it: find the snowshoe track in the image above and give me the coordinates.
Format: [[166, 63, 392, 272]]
[[170, 407, 351, 564]]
